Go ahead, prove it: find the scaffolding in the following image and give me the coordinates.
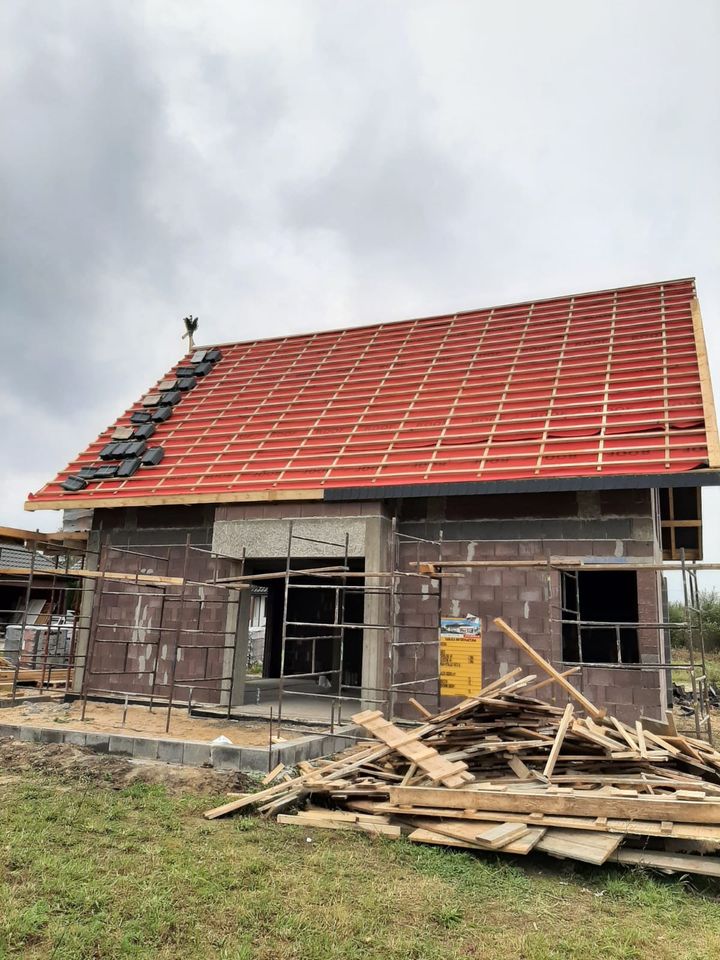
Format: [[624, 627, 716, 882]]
[[418, 551, 717, 744], [270, 519, 444, 729], [3, 524, 717, 747]]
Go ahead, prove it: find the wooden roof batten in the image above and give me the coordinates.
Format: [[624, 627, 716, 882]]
[[26, 277, 720, 512]]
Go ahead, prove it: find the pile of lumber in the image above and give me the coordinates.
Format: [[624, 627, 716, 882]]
[[204, 619, 720, 877]]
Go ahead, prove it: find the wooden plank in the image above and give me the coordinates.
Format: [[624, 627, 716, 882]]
[[524, 668, 580, 695], [690, 296, 720, 467], [0, 566, 185, 587], [542, 702, 574, 780], [612, 847, 720, 877], [0, 526, 87, 543], [408, 828, 477, 849], [25, 488, 325, 512], [351, 710, 472, 788], [277, 814, 401, 837], [474, 822, 530, 849], [296, 807, 391, 824], [371, 802, 720, 843], [410, 817, 545, 854], [408, 698, 433, 719], [387, 786, 720, 825], [261, 763, 285, 786], [536, 828, 621, 865], [492, 618, 604, 719], [635, 721, 648, 759], [507, 755, 533, 780]]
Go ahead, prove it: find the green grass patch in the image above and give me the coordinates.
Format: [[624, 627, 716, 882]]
[[1, 773, 720, 958]]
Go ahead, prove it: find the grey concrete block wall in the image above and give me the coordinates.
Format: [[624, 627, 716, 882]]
[[395, 488, 666, 722]]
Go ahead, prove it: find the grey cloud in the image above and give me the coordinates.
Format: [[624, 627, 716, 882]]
[[1, 0, 719, 558]]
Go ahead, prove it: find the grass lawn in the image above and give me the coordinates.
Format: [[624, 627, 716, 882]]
[[2, 767, 720, 959]]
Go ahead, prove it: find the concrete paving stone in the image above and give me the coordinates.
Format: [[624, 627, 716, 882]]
[[182, 741, 211, 767], [157, 739, 184, 764], [108, 735, 135, 757], [132, 738, 159, 761]]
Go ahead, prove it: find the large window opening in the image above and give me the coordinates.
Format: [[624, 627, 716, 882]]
[[561, 570, 639, 664]]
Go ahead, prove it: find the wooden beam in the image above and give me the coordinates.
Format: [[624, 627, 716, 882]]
[[691, 296, 720, 468], [25, 488, 325, 512], [493, 618, 604, 719], [524, 667, 580, 695], [542, 703, 574, 780], [373, 802, 720, 843], [387, 786, 720, 825], [0, 566, 184, 586], [216, 565, 347, 584], [0, 526, 87, 544], [612, 847, 720, 877]]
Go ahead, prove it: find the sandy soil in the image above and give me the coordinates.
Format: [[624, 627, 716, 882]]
[[0, 737, 252, 794], [0, 699, 313, 745]]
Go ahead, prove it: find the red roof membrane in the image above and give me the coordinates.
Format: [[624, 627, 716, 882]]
[[27, 278, 717, 507]]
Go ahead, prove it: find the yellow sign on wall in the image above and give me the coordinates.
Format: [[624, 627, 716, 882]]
[[439, 616, 482, 697]]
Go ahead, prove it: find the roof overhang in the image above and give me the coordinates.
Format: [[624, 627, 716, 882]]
[[23, 470, 720, 511], [324, 469, 720, 501]]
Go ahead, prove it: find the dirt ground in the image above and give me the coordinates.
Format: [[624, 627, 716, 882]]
[[0, 698, 313, 745], [0, 737, 253, 794]]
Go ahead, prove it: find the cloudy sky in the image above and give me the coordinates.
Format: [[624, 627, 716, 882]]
[[2, 1, 719, 594]]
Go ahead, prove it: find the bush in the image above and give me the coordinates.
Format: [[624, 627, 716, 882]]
[[669, 589, 720, 653]]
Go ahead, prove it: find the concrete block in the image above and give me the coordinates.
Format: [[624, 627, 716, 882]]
[[108, 735, 135, 757], [19, 725, 43, 743], [236, 747, 269, 773], [84, 732, 110, 753], [132, 738, 159, 761], [157, 739, 184, 764], [62, 731, 88, 747], [38, 727, 65, 744], [182, 741, 211, 767], [0, 723, 20, 739]]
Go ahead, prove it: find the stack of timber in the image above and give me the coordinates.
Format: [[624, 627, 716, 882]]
[[204, 620, 720, 877]]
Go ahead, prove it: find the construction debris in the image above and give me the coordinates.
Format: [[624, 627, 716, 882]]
[[204, 623, 720, 876]]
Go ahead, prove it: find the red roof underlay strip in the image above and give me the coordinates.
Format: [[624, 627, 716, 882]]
[[26, 278, 720, 510]]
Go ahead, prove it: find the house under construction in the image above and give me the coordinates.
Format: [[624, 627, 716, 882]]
[[17, 278, 720, 727]]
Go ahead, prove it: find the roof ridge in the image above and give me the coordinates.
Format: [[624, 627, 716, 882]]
[[195, 276, 696, 352]]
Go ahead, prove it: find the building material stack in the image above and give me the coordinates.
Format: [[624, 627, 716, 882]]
[[205, 620, 720, 876]]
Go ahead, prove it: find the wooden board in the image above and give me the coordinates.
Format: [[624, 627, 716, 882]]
[[612, 847, 720, 877], [474, 822, 530, 849], [409, 817, 544, 854], [492, 618, 604, 719], [388, 786, 720, 825], [368, 801, 720, 844], [536, 828, 621, 865], [277, 814, 401, 837], [351, 710, 472, 788]]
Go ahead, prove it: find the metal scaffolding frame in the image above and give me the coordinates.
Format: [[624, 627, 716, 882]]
[[417, 551, 716, 744], [271, 519, 444, 730], [4, 525, 715, 747]]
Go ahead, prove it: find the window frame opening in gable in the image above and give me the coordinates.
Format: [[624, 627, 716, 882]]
[[659, 487, 702, 561]]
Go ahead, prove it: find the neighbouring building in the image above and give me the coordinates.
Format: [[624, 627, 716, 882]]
[[26, 278, 720, 721]]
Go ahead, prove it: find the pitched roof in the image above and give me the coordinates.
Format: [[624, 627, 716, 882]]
[[26, 278, 720, 510]]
